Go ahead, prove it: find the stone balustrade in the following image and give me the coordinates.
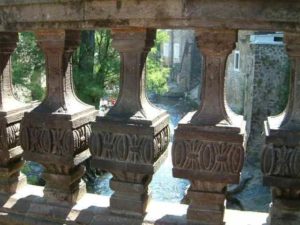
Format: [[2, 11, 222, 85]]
[[20, 30, 97, 204], [0, 32, 32, 194], [0, 1, 298, 225], [90, 28, 170, 216], [262, 32, 300, 225], [172, 28, 245, 225]]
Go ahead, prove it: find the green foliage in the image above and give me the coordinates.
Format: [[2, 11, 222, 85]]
[[12, 30, 170, 106], [73, 29, 120, 107], [12, 32, 45, 101], [146, 30, 170, 95], [146, 61, 170, 95]]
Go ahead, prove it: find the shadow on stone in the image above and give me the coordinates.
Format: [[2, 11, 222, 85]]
[[0, 193, 73, 225], [153, 214, 187, 225], [76, 206, 145, 225]]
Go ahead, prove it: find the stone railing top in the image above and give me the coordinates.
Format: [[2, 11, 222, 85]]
[[0, 0, 299, 31]]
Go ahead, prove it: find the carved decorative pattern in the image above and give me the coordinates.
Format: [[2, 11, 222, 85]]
[[20, 124, 91, 156], [154, 126, 169, 160], [90, 126, 169, 164], [172, 140, 244, 173], [262, 144, 300, 178], [0, 123, 20, 150]]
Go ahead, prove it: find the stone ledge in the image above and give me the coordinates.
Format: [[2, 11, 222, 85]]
[[0, 184, 269, 225], [0, 0, 300, 32]]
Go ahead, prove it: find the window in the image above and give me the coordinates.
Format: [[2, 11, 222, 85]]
[[274, 36, 283, 42], [234, 50, 240, 71], [173, 43, 180, 63], [163, 43, 170, 57]]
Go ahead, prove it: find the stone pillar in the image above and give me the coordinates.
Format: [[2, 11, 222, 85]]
[[172, 28, 245, 225], [262, 32, 300, 225], [0, 32, 32, 194], [90, 28, 170, 217], [20, 30, 97, 204]]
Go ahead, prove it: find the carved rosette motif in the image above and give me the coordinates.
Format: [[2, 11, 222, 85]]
[[262, 144, 300, 178], [20, 124, 91, 156], [172, 140, 244, 173], [90, 126, 169, 164]]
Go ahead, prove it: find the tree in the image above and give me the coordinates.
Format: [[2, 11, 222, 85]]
[[146, 30, 170, 95], [12, 32, 45, 101], [73, 29, 120, 107], [79, 31, 95, 74]]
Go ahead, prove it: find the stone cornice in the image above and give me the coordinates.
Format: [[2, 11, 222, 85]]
[[0, 0, 299, 31]]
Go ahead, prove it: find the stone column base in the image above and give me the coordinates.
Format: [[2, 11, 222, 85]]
[[43, 165, 87, 205], [187, 184, 226, 225], [91, 112, 170, 217], [172, 112, 244, 225], [21, 109, 96, 205], [0, 172, 27, 194], [110, 176, 151, 217], [269, 197, 300, 225], [0, 147, 27, 194], [43, 180, 86, 205]]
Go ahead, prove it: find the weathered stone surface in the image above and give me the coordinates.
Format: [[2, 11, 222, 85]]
[[173, 114, 244, 184], [91, 28, 170, 217], [0, 184, 269, 225], [246, 43, 289, 163], [262, 32, 300, 225], [0, 1, 296, 224], [191, 28, 237, 126], [0, 32, 32, 194], [0, 0, 300, 32], [172, 28, 245, 225], [20, 30, 97, 204]]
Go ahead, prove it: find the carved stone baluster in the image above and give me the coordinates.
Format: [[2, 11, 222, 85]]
[[0, 32, 31, 193], [20, 30, 97, 204], [90, 28, 170, 217], [262, 32, 300, 225], [0, 33, 32, 194], [172, 28, 245, 225]]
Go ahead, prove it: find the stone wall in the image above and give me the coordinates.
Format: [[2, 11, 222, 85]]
[[245, 44, 289, 161], [226, 32, 289, 160], [165, 30, 202, 99], [225, 33, 290, 211]]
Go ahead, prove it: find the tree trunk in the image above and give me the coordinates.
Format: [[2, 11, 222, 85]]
[[79, 30, 95, 74]]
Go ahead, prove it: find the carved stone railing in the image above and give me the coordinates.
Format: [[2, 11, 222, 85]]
[[172, 28, 245, 225], [90, 28, 170, 216], [20, 30, 97, 204], [262, 32, 300, 225], [0, 1, 297, 224], [0, 32, 32, 194]]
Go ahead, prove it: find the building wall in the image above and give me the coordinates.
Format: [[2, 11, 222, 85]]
[[226, 31, 289, 161], [226, 31, 254, 114], [245, 44, 289, 161], [162, 29, 202, 98]]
